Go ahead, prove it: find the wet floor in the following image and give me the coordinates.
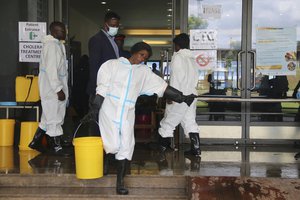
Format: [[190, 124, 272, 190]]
[[1, 141, 300, 179]]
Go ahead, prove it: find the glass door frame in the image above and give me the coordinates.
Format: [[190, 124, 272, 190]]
[[182, 0, 300, 145]]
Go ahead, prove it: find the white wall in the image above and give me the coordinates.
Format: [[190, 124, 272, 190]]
[[69, 7, 99, 55]]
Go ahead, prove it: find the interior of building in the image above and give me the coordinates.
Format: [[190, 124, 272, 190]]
[[1, 0, 300, 199]]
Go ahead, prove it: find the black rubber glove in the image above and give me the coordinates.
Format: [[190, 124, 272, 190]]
[[163, 86, 197, 106], [81, 95, 104, 123]]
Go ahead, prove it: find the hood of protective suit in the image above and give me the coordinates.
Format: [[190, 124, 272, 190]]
[[174, 48, 194, 58], [41, 35, 59, 44]]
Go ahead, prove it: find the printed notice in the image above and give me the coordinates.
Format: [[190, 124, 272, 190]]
[[19, 42, 43, 62], [190, 29, 217, 50], [18, 22, 46, 42], [256, 27, 297, 76], [200, 4, 222, 19]]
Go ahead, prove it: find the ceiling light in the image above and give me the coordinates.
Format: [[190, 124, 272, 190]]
[[101, 1, 106, 4], [167, 9, 172, 12], [167, 14, 172, 17], [143, 40, 171, 45], [123, 29, 180, 36]]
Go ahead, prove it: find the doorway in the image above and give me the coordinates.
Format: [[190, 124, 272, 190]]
[[186, 0, 300, 144]]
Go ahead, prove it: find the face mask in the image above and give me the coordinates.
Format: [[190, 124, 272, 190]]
[[107, 25, 119, 37]]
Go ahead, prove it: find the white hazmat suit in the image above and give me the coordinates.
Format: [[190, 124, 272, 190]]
[[38, 35, 68, 137], [96, 57, 168, 160], [159, 49, 199, 138]]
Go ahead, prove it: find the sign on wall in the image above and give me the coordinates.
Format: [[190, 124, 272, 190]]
[[18, 22, 46, 62], [19, 42, 43, 62], [190, 29, 217, 50], [18, 22, 46, 42]]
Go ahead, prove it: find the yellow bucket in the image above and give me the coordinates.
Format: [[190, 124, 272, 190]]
[[19, 150, 40, 174], [73, 137, 103, 179], [0, 119, 15, 146], [19, 122, 39, 150], [0, 146, 14, 172]]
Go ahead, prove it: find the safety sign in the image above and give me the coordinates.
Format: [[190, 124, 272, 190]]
[[18, 22, 46, 42], [193, 50, 217, 70]]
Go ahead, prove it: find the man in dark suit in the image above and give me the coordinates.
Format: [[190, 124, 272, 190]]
[[86, 11, 121, 105]]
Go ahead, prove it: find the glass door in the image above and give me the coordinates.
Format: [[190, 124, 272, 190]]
[[187, 0, 300, 143], [188, 0, 245, 143], [249, 0, 300, 142]]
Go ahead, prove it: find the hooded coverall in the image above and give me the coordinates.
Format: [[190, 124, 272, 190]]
[[38, 35, 68, 137], [96, 57, 168, 160], [158, 49, 199, 138]]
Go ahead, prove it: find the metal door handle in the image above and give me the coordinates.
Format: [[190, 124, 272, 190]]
[[248, 50, 256, 91], [237, 50, 245, 91]]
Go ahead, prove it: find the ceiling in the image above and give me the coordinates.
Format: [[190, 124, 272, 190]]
[[70, 0, 179, 30]]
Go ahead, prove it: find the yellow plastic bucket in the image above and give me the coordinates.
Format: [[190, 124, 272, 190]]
[[73, 136, 103, 179], [0, 146, 14, 172], [19, 122, 39, 150], [0, 119, 15, 146], [19, 150, 40, 174]]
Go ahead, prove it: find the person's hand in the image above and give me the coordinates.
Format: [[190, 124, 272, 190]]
[[183, 94, 197, 106], [57, 90, 65, 101]]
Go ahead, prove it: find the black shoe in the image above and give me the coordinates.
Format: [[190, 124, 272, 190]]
[[185, 132, 201, 157], [116, 159, 129, 195], [28, 127, 47, 153], [46, 135, 73, 157]]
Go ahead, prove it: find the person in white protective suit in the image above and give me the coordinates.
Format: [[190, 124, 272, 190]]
[[158, 33, 201, 157], [83, 42, 196, 195], [28, 21, 71, 156]]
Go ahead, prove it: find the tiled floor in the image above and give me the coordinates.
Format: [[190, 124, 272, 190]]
[[1, 141, 300, 179]]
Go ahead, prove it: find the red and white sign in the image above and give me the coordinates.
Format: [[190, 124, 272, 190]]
[[193, 50, 217, 70]]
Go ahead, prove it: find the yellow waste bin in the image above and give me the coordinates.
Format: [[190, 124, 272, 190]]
[[0, 146, 14, 172], [0, 119, 15, 146], [19, 122, 39, 150]]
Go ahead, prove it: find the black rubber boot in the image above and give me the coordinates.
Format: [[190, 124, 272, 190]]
[[116, 159, 129, 195], [185, 132, 201, 157], [158, 135, 172, 153], [28, 127, 47, 153], [46, 135, 72, 157], [104, 153, 114, 175]]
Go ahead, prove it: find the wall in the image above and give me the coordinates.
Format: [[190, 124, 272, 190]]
[[0, 1, 27, 101], [69, 7, 99, 56]]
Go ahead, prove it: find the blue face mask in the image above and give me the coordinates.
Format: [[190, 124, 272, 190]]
[[107, 25, 119, 37]]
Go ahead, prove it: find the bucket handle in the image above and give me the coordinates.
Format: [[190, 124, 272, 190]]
[[73, 119, 100, 140]]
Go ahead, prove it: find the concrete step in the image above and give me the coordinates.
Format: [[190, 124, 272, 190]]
[[0, 174, 187, 199], [0, 187, 187, 200]]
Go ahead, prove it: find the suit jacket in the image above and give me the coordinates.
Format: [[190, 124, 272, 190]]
[[87, 30, 117, 95]]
